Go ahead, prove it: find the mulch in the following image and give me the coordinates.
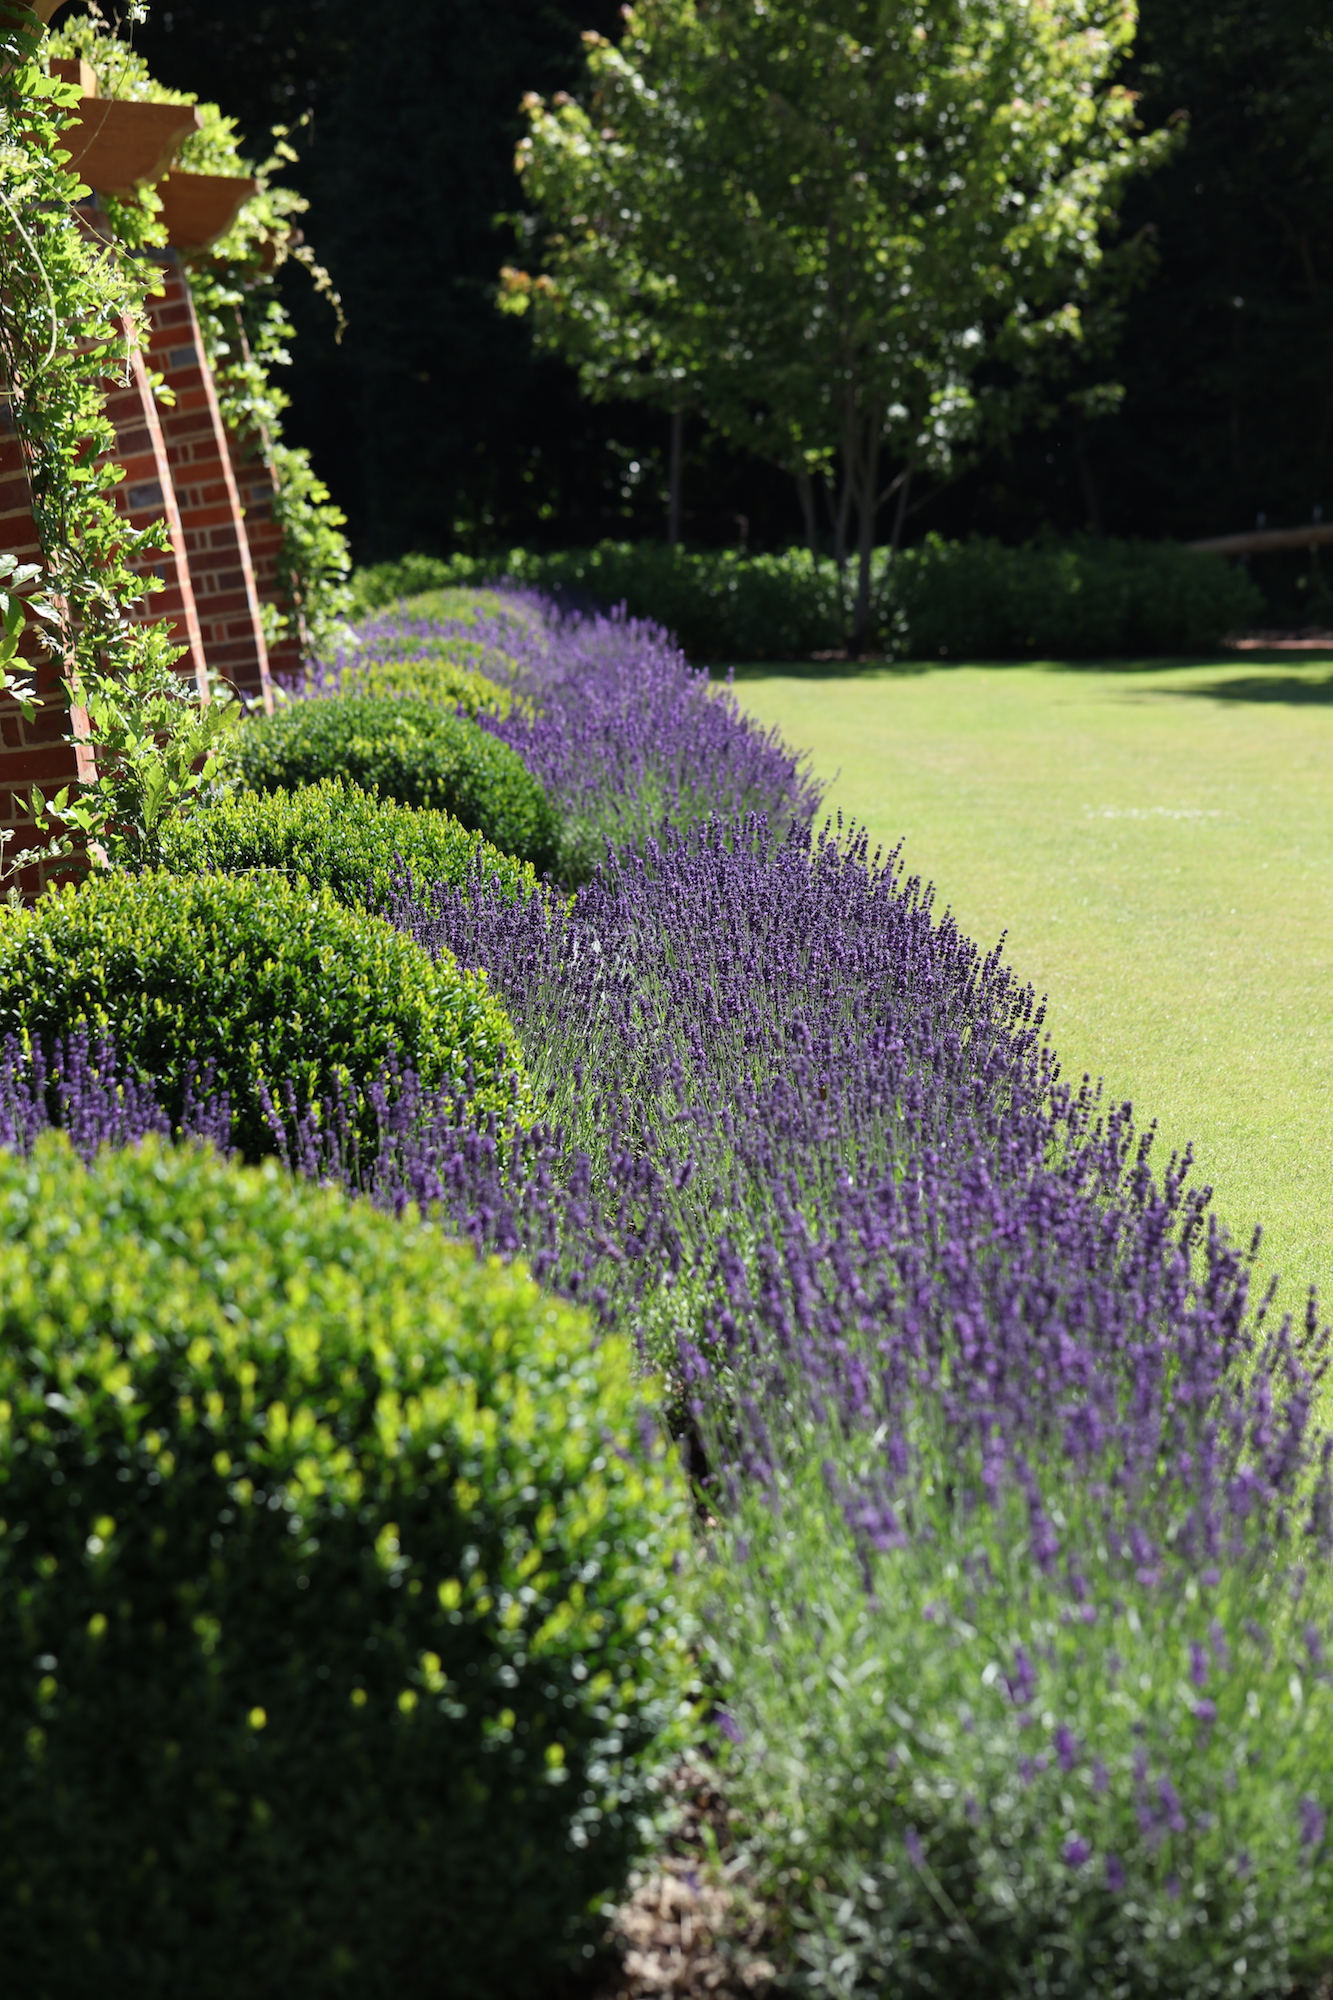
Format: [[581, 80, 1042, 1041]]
[[595, 1760, 778, 1999]]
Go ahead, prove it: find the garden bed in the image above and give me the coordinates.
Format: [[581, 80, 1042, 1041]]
[[0, 587, 1329, 1998]]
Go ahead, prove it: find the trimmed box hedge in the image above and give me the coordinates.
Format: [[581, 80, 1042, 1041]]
[[237, 695, 561, 874], [156, 778, 539, 914], [0, 870, 524, 1161], [0, 1133, 693, 1999], [341, 636, 520, 720]]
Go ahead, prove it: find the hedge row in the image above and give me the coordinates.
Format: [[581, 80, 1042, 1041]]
[[351, 535, 1263, 661], [157, 777, 539, 913], [0, 596, 722, 1995], [236, 695, 561, 877]]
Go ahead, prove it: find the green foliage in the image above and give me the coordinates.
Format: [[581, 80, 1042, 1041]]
[[237, 696, 561, 872], [156, 777, 539, 913], [707, 1448, 1333, 1999], [351, 541, 1260, 661], [350, 556, 501, 615], [0, 869, 525, 1162], [348, 653, 516, 719], [47, 11, 354, 661], [0, 557, 78, 890], [0, 15, 181, 719], [0, 1130, 694, 2000], [31, 656, 241, 870], [340, 641, 519, 722], [509, 0, 1175, 637], [896, 534, 1264, 659]]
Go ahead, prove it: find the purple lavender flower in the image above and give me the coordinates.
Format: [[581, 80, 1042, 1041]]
[[1300, 1796, 1326, 1851], [1054, 1726, 1080, 1772], [1062, 1836, 1091, 1867], [0, 1030, 231, 1160], [1006, 1648, 1038, 1709]]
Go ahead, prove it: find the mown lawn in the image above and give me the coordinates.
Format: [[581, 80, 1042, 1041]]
[[732, 653, 1333, 1310]]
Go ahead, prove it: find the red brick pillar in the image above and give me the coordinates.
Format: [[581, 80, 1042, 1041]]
[[0, 407, 87, 896], [227, 431, 307, 685], [144, 251, 274, 709], [100, 326, 209, 695]]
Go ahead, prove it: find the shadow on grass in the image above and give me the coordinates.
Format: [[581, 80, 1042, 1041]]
[[716, 658, 930, 683], [717, 655, 1216, 683], [717, 647, 1333, 685], [1165, 669, 1333, 705]]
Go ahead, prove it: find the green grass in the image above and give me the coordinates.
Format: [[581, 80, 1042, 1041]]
[[731, 654, 1333, 1310]]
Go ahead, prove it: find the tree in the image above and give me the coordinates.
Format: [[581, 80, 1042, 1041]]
[[506, 0, 1173, 641]]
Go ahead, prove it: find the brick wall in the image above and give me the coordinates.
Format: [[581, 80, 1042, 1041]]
[[100, 316, 209, 695], [0, 413, 89, 897], [144, 250, 274, 710], [228, 430, 306, 686]]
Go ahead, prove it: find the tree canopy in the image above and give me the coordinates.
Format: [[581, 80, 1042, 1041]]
[[118, 0, 1333, 605], [506, 0, 1172, 636]]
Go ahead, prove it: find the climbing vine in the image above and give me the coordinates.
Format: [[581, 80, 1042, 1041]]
[[46, 9, 354, 660], [0, 4, 182, 697]]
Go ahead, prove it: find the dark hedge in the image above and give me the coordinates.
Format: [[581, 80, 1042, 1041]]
[[350, 537, 1262, 661]]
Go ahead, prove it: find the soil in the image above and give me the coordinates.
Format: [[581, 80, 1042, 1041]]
[[595, 1760, 778, 1999]]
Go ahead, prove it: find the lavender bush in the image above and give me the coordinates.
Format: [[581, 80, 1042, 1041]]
[[365, 820, 1333, 1997], [0, 1028, 231, 1159], [9, 801, 1331, 1991], [331, 595, 823, 881]]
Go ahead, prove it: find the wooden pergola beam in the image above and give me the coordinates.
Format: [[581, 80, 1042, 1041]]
[[158, 171, 259, 252], [60, 97, 201, 198], [1188, 524, 1333, 558]]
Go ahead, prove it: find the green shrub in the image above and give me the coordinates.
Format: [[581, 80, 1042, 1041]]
[[351, 538, 1263, 662], [896, 533, 1265, 659], [155, 778, 539, 914], [357, 544, 845, 660], [348, 557, 506, 618], [0, 1132, 694, 2000], [0, 870, 524, 1161], [342, 632, 519, 721], [238, 695, 561, 873], [351, 651, 515, 718]]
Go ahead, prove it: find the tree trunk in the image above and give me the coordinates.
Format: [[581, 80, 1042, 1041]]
[[832, 467, 852, 616], [667, 407, 683, 546], [849, 403, 881, 653], [1071, 413, 1104, 537], [795, 468, 817, 555], [890, 465, 912, 554]]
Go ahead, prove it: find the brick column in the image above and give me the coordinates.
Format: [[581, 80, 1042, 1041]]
[[100, 326, 209, 695], [227, 431, 306, 685], [0, 409, 87, 896], [144, 250, 273, 709]]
